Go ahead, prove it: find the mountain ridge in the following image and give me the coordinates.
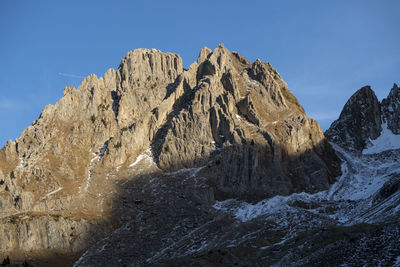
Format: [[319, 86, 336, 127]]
[[0, 45, 398, 266], [326, 83, 400, 153]]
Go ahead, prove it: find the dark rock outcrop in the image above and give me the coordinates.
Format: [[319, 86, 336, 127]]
[[381, 83, 400, 134], [326, 86, 382, 152], [327, 84, 400, 153]]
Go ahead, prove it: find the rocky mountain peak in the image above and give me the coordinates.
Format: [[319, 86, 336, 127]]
[[119, 48, 183, 89], [381, 83, 400, 134], [327, 83, 400, 153], [326, 85, 382, 152], [197, 46, 212, 63], [0, 45, 342, 264], [0, 45, 342, 202]]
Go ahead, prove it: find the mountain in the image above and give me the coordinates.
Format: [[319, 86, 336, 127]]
[[325, 86, 382, 152], [326, 83, 400, 153], [0, 45, 399, 266], [382, 83, 400, 134], [76, 82, 400, 266]]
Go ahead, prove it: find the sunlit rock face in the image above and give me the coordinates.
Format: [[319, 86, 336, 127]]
[[154, 45, 341, 200], [0, 45, 341, 264]]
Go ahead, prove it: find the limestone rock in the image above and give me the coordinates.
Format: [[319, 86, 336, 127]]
[[0, 214, 101, 261], [0, 45, 341, 204], [154, 44, 341, 200], [0, 45, 342, 261]]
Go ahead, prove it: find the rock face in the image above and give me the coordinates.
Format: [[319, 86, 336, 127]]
[[381, 83, 400, 134], [76, 82, 399, 267], [326, 84, 400, 153], [154, 45, 341, 199], [326, 86, 382, 152], [0, 45, 341, 264]]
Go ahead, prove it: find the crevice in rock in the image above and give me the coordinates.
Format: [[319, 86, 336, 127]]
[[164, 76, 182, 100], [151, 79, 196, 165], [111, 91, 121, 122], [197, 60, 216, 81], [261, 131, 274, 158]]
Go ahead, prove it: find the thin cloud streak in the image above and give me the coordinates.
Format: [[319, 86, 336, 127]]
[[0, 100, 19, 110], [58, 72, 85, 79]]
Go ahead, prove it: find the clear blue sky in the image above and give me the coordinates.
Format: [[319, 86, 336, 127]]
[[1, 0, 399, 146]]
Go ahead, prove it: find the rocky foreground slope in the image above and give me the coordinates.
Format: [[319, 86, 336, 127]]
[[0, 45, 399, 266]]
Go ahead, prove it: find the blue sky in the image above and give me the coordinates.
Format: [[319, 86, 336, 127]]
[[0, 0, 399, 146]]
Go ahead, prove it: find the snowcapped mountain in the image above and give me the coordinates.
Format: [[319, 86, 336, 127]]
[[0, 45, 399, 266]]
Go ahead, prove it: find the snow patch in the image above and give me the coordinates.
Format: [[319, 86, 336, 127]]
[[16, 158, 27, 169], [85, 154, 99, 192], [213, 192, 316, 223], [129, 148, 154, 168], [214, 142, 400, 225], [363, 124, 400, 154], [166, 166, 203, 177], [395, 256, 400, 266], [327, 144, 391, 201], [83, 143, 110, 193], [73, 249, 90, 267], [234, 196, 286, 222], [42, 187, 63, 199]]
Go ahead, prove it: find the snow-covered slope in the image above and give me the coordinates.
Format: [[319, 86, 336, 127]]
[[214, 142, 400, 224], [363, 123, 400, 154]]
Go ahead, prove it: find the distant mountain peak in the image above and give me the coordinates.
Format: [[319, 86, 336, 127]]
[[326, 85, 382, 152], [382, 83, 400, 134], [326, 83, 400, 153]]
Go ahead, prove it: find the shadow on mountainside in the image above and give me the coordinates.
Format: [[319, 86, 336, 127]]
[[71, 139, 339, 266], [77, 140, 400, 266], [70, 139, 400, 266], [3, 137, 400, 266], [0, 136, 341, 266]]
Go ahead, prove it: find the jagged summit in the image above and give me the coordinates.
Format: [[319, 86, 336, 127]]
[[0, 45, 341, 203], [326, 83, 400, 153], [326, 85, 382, 152], [197, 46, 212, 63], [0, 45, 342, 264], [382, 83, 400, 134], [1, 45, 399, 266]]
